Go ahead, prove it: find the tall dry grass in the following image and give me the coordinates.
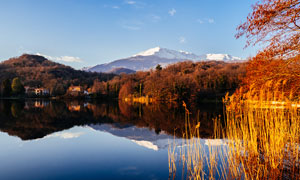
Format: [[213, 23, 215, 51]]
[[169, 91, 300, 179]]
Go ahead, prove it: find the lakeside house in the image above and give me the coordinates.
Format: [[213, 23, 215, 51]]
[[68, 85, 84, 93], [24, 86, 34, 94], [35, 88, 50, 96], [67, 85, 89, 96], [25, 86, 50, 96]]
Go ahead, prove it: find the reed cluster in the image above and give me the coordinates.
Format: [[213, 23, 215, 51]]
[[169, 93, 300, 179], [223, 91, 300, 179]]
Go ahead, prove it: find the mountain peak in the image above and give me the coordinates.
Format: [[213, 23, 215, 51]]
[[206, 54, 242, 61], [133, 47, 162, 57], [2, 54, 55, 67], [132, 47, 202, 60], [85, 47, 243, 73]]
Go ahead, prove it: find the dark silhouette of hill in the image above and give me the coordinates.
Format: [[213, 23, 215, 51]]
[[0, 54, 115, 93]]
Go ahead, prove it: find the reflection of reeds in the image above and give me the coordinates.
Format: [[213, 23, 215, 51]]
[[169, 95, 300, 179], [168, 138, 177, 180]]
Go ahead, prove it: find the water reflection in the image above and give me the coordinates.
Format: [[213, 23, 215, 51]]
[[0, 100, 223, 142], [0, 99, 224, 180]]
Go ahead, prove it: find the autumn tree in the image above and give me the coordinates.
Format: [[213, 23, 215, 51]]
[[91, 79, 102, 94], [119, 81, 135, 99], [236, 0, 300, 58], [115, 61, 245, 102], [236, 0, 300, 99], [11, 77, 25, 95]]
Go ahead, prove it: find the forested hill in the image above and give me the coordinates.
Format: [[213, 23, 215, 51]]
[[100, 61, 247, 102], [0, 54, 115, 93]]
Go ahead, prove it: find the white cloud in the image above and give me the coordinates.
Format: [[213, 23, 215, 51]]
[[126, 0, 136, 5], [104, 5, 120, 9], [125, 1, 145, 8], [197, 18, 215, 24], [150, 14, 161, 22], [46, 132, 84, 139], [168, 8, 176, 16], [208, 18, 215, 24], [179, 37, 186, 44], [36, 53, 83, 63]]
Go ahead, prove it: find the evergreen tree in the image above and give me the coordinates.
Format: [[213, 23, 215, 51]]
[[2, 79, 11, 97], [156, 64, 162, 71]]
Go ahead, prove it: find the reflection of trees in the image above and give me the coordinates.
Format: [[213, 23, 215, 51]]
[[0, 100, 223, 140], [117, 101, 222, 137], [11, 101, 24, 118], [0, 100, 110, 140]]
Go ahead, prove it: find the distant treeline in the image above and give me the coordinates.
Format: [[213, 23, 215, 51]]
[[91, 61, 247, 102]]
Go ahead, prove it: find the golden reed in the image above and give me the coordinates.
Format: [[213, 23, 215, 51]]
[[169, 92, 300, 179]]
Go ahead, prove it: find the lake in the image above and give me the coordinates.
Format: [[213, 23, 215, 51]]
[[0, 99, 223, 180]]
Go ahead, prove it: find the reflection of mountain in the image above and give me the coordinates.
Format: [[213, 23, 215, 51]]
[[89, 124, 227, 150], [90, 124, 173, 150], [0, 100, 222, 141]]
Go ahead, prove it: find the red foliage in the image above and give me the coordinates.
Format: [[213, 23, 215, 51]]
[[236, 0, 300, 58], [235, 0, 300, 99]]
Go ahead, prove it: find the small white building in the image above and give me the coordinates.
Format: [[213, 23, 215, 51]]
[[35, 88, 50, 96]]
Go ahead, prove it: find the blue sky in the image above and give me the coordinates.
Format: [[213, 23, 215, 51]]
[[0, 0, 258, 69]]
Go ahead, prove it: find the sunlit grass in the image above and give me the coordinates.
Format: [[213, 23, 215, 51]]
[[169, 92, 300, 179]]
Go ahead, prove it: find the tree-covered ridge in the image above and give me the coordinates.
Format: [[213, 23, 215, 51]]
[[93, 61, 246, 102], [0, 54, 115, 95]]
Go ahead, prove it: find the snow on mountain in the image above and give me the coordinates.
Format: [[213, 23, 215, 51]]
[[206, 54, 242, 61], [85, 47, 243, 73], [132, 47, 203, 61], [132, 47, 161, 57]]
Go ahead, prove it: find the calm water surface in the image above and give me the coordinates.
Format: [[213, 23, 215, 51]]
[[0, 100, 223, 180]]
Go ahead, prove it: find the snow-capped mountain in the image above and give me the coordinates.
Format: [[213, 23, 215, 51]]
[[132, 47, 204, 61], [84, 47, 243, 73], [205, 54, 242, 61]]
